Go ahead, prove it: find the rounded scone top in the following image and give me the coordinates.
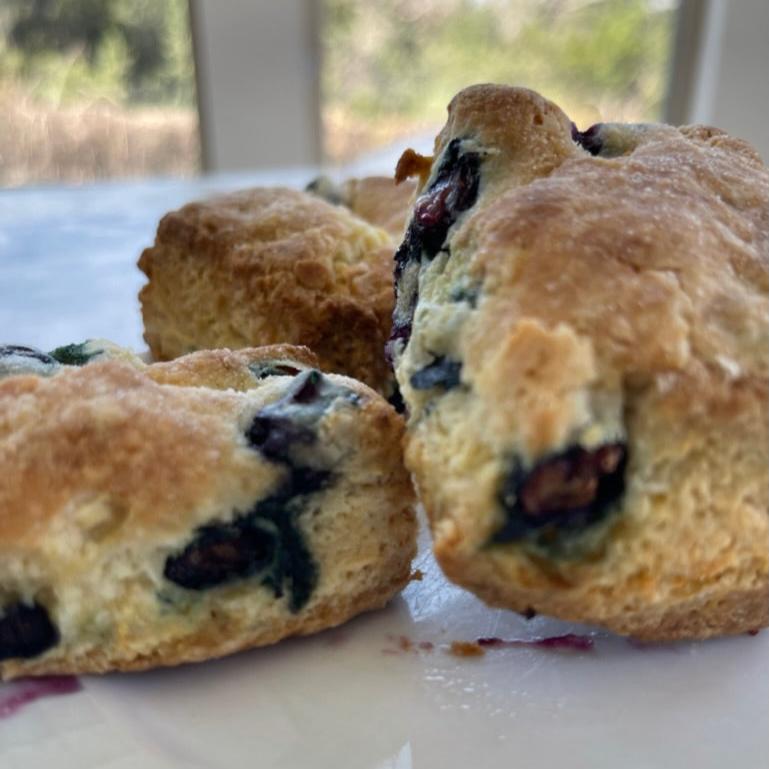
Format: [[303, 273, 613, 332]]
[[391, 84, 768, 638], [138, 187, 396, 392]]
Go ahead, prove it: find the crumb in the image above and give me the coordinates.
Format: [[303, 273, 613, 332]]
[[410, 569, 424, 582], [449, 641, 485, 658], [395, 149, 432, 186]]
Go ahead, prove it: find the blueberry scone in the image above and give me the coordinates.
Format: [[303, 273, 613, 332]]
[[138, 187, 396, 392], [0, 343, 416, 679], [390, 84, 769, 641], [307, 175, 416, 239]]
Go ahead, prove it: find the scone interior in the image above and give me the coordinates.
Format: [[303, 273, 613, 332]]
[[390, 84, 769, 641], [138, 187, 397, 394], [0, 343, 416, 679]]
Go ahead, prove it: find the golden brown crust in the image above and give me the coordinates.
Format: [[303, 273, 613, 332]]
[[0, 346, 416, 678], [394, 84, 769, 641], [341, 176, 416, 239], [138, 187, 395, 391]]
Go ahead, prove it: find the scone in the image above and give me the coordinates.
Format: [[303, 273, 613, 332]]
[[138, 187, 395, 392], [390, 84, 769, 641], [307, 175, 416, 239], [0, 342, 416, 679]]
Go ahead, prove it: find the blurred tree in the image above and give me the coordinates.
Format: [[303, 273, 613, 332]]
[[0, 0, 194, 106], [321, 0, 676, 160]]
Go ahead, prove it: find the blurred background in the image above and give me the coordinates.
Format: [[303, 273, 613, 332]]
[[0, 0, 766, 187]]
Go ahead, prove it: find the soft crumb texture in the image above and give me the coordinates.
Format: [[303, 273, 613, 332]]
[[391, 84, 769, 641], [0, 344, 416, 679], [138, 187, 396, 392]]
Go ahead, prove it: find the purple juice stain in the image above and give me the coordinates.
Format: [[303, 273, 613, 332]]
[[0, 676, 81, 719], [476, 633, 594, 652]]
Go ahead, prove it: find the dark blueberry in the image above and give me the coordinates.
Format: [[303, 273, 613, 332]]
[[248, 361, 303, 379], [0, 602, 59, 661], [246, 369, 358, 463], [412, 138, 481, 260], [163, 520, 278, 591], [387, 383, 406, 414], [571, 123, 604, 156], [385, 313, 415, 367], [288, 369, 323, 404], [0, 345, 60, 379], [409, 357, 462, 391], [493, 442, 627, 545], [0, 345, 56, 364], [48, 342, 98, 366], [164, 468, 326, 611], [247, 414, 316, 462], [389, 139, 482, 362]]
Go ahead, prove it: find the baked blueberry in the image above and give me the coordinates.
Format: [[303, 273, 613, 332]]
[[0, 345, 60, 379], [390, 139, 482, 362], [248, 360, 304, 379], [164, 519, 278, 591], [0, 602, 59, 661], [49, 341, 102, 366], [164, 468, 329, 611], [410, 357, 463, 391], [493, 443, 627, 546], [571, 123, 604, 156], [246, 369, 359, 463]]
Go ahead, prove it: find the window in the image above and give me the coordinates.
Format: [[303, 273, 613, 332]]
[[0, 0, 199, 186], [320, 0, 678, 164]]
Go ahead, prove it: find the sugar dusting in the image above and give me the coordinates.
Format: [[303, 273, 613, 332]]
[[0, 676, 81, 719]]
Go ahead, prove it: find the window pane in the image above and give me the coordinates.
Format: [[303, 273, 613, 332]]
[[0, 0, 200, 186], [321, 0, 678, 164]]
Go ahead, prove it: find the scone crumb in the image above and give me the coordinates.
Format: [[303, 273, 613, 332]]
[[448, 641, 485, 658], [410, 569, 424, 581], [395, 148, 433, 186]]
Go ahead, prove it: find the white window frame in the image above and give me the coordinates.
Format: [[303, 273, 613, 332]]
[[191, 0, 769, 171]]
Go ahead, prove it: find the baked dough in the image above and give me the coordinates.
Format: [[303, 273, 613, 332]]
[[0, 343, 415, 679], [307, 175, 416, 239], [138, 187, 396, 392], [390, 84, 769, 640]]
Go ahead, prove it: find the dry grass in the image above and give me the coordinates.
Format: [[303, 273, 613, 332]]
[[322, 105, 440, 164], [0, 86, 200, 186]]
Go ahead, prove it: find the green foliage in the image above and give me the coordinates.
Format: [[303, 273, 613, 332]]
[[0, 0, 195, 106], [322, 0, 676, 124]]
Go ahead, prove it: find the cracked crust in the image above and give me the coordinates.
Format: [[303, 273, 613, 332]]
[[394, 84, 769, 641], [138, 187, 396, 392], [0, 345, 416, 679]]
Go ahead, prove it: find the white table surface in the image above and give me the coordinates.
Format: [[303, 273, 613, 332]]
[[1, 173, 767, 769]]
